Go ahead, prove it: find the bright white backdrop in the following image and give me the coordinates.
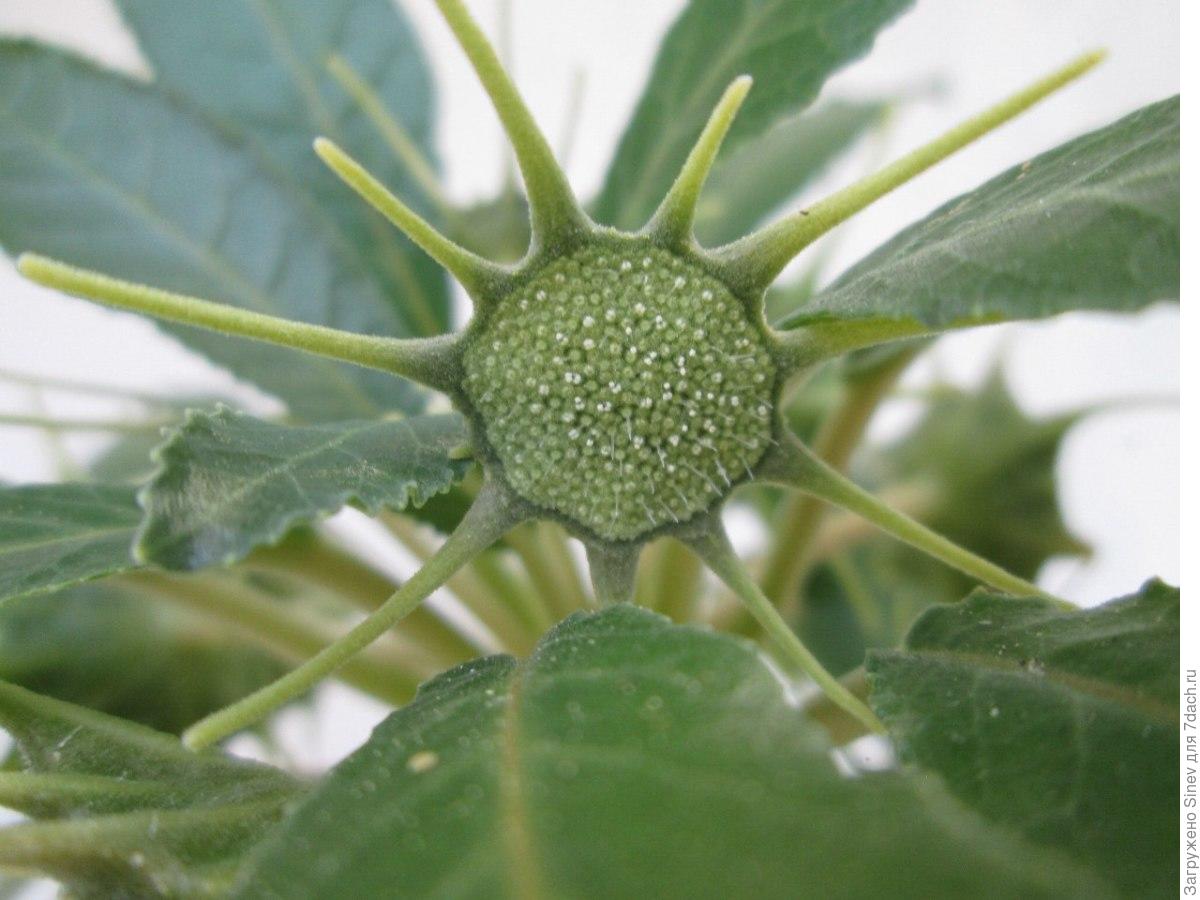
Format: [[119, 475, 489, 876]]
[[0, 0, 1181, 774]]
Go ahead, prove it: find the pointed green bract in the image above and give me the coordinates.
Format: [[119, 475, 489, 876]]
[[433, 0, 586, 244], [720, 51, 1107, 292], [182, 483, 524, 749], [17, 255, 459, 393], [685, 522, 883, 733], [647, 76, 753, 245], [314, 137, 504, 296], [696, 99, 890, 246]]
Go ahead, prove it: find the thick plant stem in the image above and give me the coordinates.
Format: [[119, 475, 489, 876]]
[[382, 512, 536, 653], [719, 50, 1106, 291], [647, 76, 752, 246], [686, 524, 885, 735], [17, 255, 459, 394], [761, 439, 1055, 601], [314, 138, 505, 298], [584, 542, 641, 606], [761, 346, 921, 616], [182, 485, 522, 750], [325, 55, 453, 219], [433, 0, 586, 243]]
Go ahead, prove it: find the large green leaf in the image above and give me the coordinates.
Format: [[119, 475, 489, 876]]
[[784, 97, 1179, 339], [0, 42, 423, 422], [696, 99, 887, 246], [136, 407, 471, 569], [592, 0, 912, 230], [0, 483, 140, 606], [868, 581, 1178, 897], [0, 583, 286, 735], [114, 0, 451, 335], [0, 680, 298, 895], [235, 605, 1110, 899]]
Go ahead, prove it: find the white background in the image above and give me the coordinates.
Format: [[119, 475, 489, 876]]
[[0, 0, 1182, 782]]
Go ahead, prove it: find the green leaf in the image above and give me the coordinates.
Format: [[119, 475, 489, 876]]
[[784, 97, 1179, 339], [593, 0, 912, 230], [136, 407, 471, 570], [867, 580, 1178, 897], [0, 42, 423, 422], [696, 99, 888, 246], [0, 483, 140, 606], [114, 0, 451, 336], [0, 681, 298, 895], [0, 583, 287, 735], [235, 605, 1111, 899]]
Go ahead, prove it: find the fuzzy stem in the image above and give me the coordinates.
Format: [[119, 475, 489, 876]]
[[719, 50, 1106, 291], [382, 512, 536, 653], [17, 254, 459, 394], [324, 55, 453, 219], [314, 138, 503, 297], [686, 524, 884, 734], [183, 485, 522, 750], [648, 76, 752, 246], [584, 542, 641, 606], [433, 0, 586, 243], [761, 438, 1057, 601]]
